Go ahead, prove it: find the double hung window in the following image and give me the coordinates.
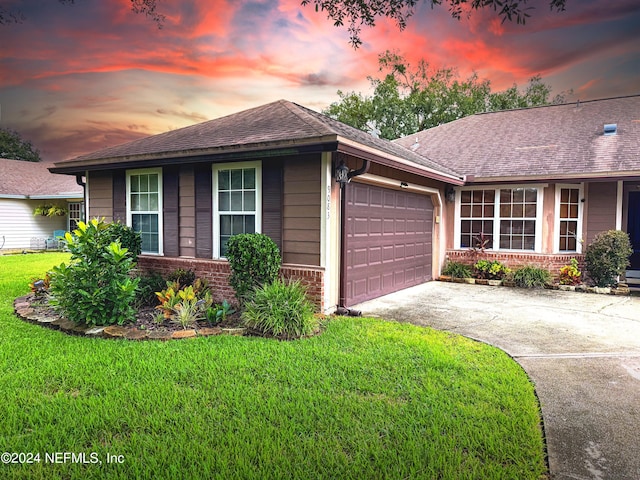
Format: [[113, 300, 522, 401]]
[[213, 162, 261, 257], [127, 169, 162, 254]]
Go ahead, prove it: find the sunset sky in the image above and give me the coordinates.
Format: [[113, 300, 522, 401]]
[[1, 0, 639, 163]]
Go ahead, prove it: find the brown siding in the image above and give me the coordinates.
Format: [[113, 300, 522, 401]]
[[585, 182, 617, 244], [88, 171, 114, 221], [112, 171, 126, 223], [283, 155, 321, 265], [163, 166, 180, 257], [262, 159, 283, 252], [194, 164, 212, 258], [179, 166, 196, 257]]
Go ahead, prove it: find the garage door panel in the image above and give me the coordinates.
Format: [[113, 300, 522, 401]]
[[345, 182, 433, 306]]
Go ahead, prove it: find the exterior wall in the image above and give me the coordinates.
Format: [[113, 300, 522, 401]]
[[0, 198, 70, 250], [446, 249, 585, 280], [584, 181, 617, 244], [282, 156, 321, 265], [87, 170, 114, 221], [136, 256, 325, 310]]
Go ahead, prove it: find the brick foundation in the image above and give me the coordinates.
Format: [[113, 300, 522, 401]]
[[445, 250, 585, 279], [136, 256, 325, 310]]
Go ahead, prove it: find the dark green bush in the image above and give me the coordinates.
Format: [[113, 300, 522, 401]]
[[513, 266, 552, 288], [102, 222, 142, 261], [585, 230, 632, 287], [167, 268, 196, 287], [226, 233, 281, 304], [49, 219, 139, 326], [135, 270, 166, 308], [441, 261, 472, 279], [242, 279, 317, 339]]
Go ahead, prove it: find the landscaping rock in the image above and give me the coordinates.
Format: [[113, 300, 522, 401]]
[[103, 325, 129, 338], [52, 318, 77, 331], [147, 330, 174, 341], [221, 328, 246, 336], [85, 326, 106, 336], [124, 329, 149, 340], [197, 327, 223, 337], [172, 329, 197, 339]]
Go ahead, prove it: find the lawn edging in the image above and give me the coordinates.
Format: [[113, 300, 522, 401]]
[[13, 295, 246, 340]]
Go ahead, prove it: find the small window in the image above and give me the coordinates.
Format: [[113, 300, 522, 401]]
[[556, 186, 582, 253]]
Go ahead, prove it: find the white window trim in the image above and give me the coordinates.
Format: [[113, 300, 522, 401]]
[[554, 183, 584, 254], [126, 168, 164, 256], [212, 161, 262, 259], [454, 184, 546, 252]]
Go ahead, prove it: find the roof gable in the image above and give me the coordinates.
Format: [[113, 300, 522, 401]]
[[395, 95, 640, 181], [0, 159, 83, 198]]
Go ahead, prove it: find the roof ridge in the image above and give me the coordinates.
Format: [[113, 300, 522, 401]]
[[278, 100, 335, 135], [472, 93, 640, 117]]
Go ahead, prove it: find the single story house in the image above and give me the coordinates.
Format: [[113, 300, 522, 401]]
[[50, 100, 465, 311], [0, 158, 84, 251], [50, 95, 640, 310], [395, 94, 640, 281]]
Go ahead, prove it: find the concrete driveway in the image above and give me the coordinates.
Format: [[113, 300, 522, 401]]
[[353, 282, 640, 480]]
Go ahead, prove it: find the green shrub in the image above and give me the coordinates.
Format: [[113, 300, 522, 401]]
[[205, 300, 236, 326], [167, 268, 196, 287], [135, 271, 166, 308], [474, 259, 510, 280], [585, 230, 632, 287], [102, 221, 142, 261], [441, 261, 472, 279], [49, 219, 139, 326], [242, 279, 317, 339], [513, 266, 552, 288], [226, 233, 281, 304]]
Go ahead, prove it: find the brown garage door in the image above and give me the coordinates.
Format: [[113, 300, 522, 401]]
[[345, 182, 433, 306]]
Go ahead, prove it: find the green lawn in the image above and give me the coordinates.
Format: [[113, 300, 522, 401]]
[[0, 253, 546, 479]]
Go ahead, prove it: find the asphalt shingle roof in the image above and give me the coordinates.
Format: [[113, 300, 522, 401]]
[[0, 159, 83, 198], [54, 100, 463, 180], [394, 95, 640, 181]]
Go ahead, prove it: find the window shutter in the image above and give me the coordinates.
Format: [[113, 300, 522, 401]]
[[163, 166, 180, 257], [262, 160, 283, 252], [112, 171, 126, 222], [195, 164, 213, 258]]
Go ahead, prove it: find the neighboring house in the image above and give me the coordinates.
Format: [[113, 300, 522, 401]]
[[50, 95, 640, 310], [395, 95, 640, 279], [0, 158, 84, 251], [50, 100, 464, 311]]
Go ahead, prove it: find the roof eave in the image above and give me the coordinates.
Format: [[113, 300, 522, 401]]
[[337, 136, 465, 185], [50, 136, 341, 174]]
